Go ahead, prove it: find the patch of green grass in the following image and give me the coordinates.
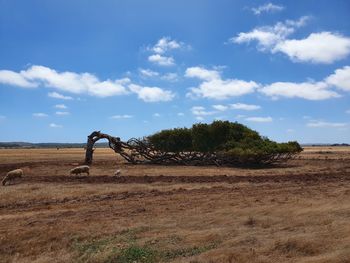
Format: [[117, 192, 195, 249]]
[[74, 237, 112, 256], [161, 242, 219, 261], [108, 245, 157, 263], [72, 230, 219, 263], [72, 227, 149, 263]]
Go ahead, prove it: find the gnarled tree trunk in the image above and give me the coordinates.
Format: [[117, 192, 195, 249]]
[[84, 131, 122, 164]]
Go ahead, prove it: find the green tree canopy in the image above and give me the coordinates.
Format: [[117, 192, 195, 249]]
[[147, 120, 302, 165]]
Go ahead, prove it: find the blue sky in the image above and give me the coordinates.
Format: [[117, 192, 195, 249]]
[[0, 0, 350, 143]]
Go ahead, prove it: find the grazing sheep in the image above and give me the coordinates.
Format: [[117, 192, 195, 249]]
[[69, 165, 90, 176], [114, 169, 121, 176], [2, 169, 23, 186]]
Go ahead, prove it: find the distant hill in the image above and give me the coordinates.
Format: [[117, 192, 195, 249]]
[[0, 142, 109, 149]]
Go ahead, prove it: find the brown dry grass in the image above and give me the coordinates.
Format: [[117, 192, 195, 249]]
[[0, 147, 350, 263]]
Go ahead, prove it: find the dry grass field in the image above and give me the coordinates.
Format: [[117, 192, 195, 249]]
[[0, 147, 350, 263]]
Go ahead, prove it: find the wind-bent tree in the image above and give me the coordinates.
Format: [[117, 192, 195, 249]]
[[85, 121, 302, 166]]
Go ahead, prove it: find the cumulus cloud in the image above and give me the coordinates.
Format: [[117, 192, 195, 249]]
[[33, 113, 48, 117], [212, 105, 229, 111], [185, 67, 259, 100], [306, 121, 347, 128], [54, 104, 67, 109], [231, 103, 261, 110], [260, 81, 340, 100], [55, 111, 70, 116], [245, 116, 273, 122], [260, 66, 350, 100], [0, 65, 179, 103], [139, 68, 159, 77], [251, 3, 284, 15], [186, 67, 220, 81], [49, 123, 63, 128], [0, 65, 130, 97], [110, 114, 133, 119], [139, 69, 178, 81], [148, 54, 175, 66], [48, 92, 73, 100], [151, 37, 183, 54], [212, 103, 260, 111], [0, 70, 37, 88], [325, 66, 350, 91], [231, 17, 309, 51], [129, 84, 175, 102], [274, 32, 350, 64], [191, 106, 216, 116], [161, 73, 178, 82], [231, 17, 350, 64]]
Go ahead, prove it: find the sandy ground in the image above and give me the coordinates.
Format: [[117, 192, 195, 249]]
[[0, 147, 350, 263]]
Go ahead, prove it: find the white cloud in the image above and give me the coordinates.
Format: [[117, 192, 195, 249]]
[[0, 70, 37, 88], [212, 103, 260, 111], [252, 3, 284, 15], [191, 106, 216, 116], [196, 116, 204, 121], [260, 81, 340, 100], [110, 114, 133, 119], [307, 121, 347, 128], [161, 73, 178, 82], [274, 32, 350, 64], [325, 66, 350, 91], [148, 54, 175, 66], [151, 37, 183, 54], [55, 111, 70, 116], [185, 67, 220, 81], [0, 65, 130, 97], [230, 103, 261, 110], [177, 112, 185, 116], [232, 18, 350, 64], [49, 123, 63, 128], [54, 104, 67, 109], [33, 113, 48, 118], [129, 84, 175, 102], [231, 17, 309, 50], [245, 116, 273, 122], [0, 65, 184, 102], [185, 66, 259, 100], [48, 92, 73, 100], [212, 104, 229, 111], [153, 113, 161, 117], [139, 68, 159, 77]]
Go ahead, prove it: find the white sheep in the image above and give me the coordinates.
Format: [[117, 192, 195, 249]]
[[2, 169, 23, 186], [114, 169, 121, 176], [69, 165, 90, 176]]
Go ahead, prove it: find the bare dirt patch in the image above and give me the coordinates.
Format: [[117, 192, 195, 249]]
[[0, 147, 350, 263]]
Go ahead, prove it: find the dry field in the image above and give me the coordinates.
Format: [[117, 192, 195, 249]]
[[0, 147, 350, 263]]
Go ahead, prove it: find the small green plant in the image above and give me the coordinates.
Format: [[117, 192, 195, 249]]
[[110, 245, 157, 263]]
